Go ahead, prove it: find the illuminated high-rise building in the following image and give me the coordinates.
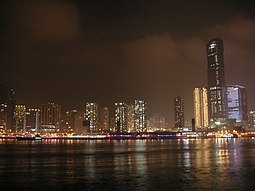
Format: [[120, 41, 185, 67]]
[[14, 105, 26, 132], [115, 102, 128, 133], [160, 116, 166, 130], [193, 87, 209, 129], [148, 114, 166, 132], [110, 117, 115, 132], [84, 103, 99, 133], [226, 85, 247, 127], [0, 85, 15, 132], [134, 100, 147, 133], [206, 38, 227, 127], [148, 114, 160, 132], [174, 96, 184, 129], [248, 111, 255, 130], [99, 107, 110, 132], [64, 110, 83, 134], [26, 108, 41, 132], [127, 104, 135, 132], [41, 102, 61, 132]]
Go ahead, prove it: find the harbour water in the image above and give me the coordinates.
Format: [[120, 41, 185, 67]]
[[1, 138, 255, 190]]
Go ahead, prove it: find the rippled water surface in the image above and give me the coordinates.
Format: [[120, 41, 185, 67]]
[[1, 138, 255, 190]]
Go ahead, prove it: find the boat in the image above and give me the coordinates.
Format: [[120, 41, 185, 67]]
[[16, 134, 42, 141]]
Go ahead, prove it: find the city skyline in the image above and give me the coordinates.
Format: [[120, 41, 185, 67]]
[[1, 0, 255, 125]]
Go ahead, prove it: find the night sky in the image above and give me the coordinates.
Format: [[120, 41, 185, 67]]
[[1, 0, 255, 126]]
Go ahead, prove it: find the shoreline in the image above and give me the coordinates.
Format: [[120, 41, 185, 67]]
[[1, 134, 254, 140]]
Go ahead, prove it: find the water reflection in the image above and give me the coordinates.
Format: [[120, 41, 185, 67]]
[[0, 138, 255, 190]]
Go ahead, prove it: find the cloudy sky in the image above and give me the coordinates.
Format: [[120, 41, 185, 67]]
[[1, 0, 255, 125]]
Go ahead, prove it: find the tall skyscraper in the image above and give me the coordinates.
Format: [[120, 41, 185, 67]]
[[115, 102, 127, 133], [226, 85, 248, 127], [174, 96, 184, 129], [84, 103, 99, 133], [248, 111, 255, 130], [206, 38, 227, 127], [0, 85, 15, 132], [110, 117, 115, 132], [14, 104, 26, 132], [26, 108, 41, 132], [41, 102, 61, 132], [193, 87, 209, 129], [148, 114, 167, 131], [134, 100, 147, 133], [159, 116, 166, 130], [148, 114, 160, 132], [99, 107, 110, 132], [64, 110, 83, 134], [127, 104, 135, 132]]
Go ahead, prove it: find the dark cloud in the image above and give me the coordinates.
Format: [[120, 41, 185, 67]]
[[9, 0, 80, 40]]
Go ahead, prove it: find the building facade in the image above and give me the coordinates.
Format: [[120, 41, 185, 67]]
[[134, 100, 147, 133], [226, 85, 248, 128], [0, 85, 15, 132], [115, 102, 128, 133], [206, 38, 227, 128], [64, 110, 83, 134], [41, 102, 61, 132], [127, 104, 135, 132], [174, 96, 184, 130], [14, 105, 26, 132], [248, 111, 255, 130], [99, 107, 110, 132], [84, 103, 99, 133], [26, 108, 41, 132], [193, 87, 209, 130]]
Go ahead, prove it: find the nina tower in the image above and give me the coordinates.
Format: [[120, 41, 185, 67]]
[[206, 38, 227, 127]]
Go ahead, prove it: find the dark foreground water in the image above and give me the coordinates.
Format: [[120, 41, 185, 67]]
[[1, 138, 255, 191]]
